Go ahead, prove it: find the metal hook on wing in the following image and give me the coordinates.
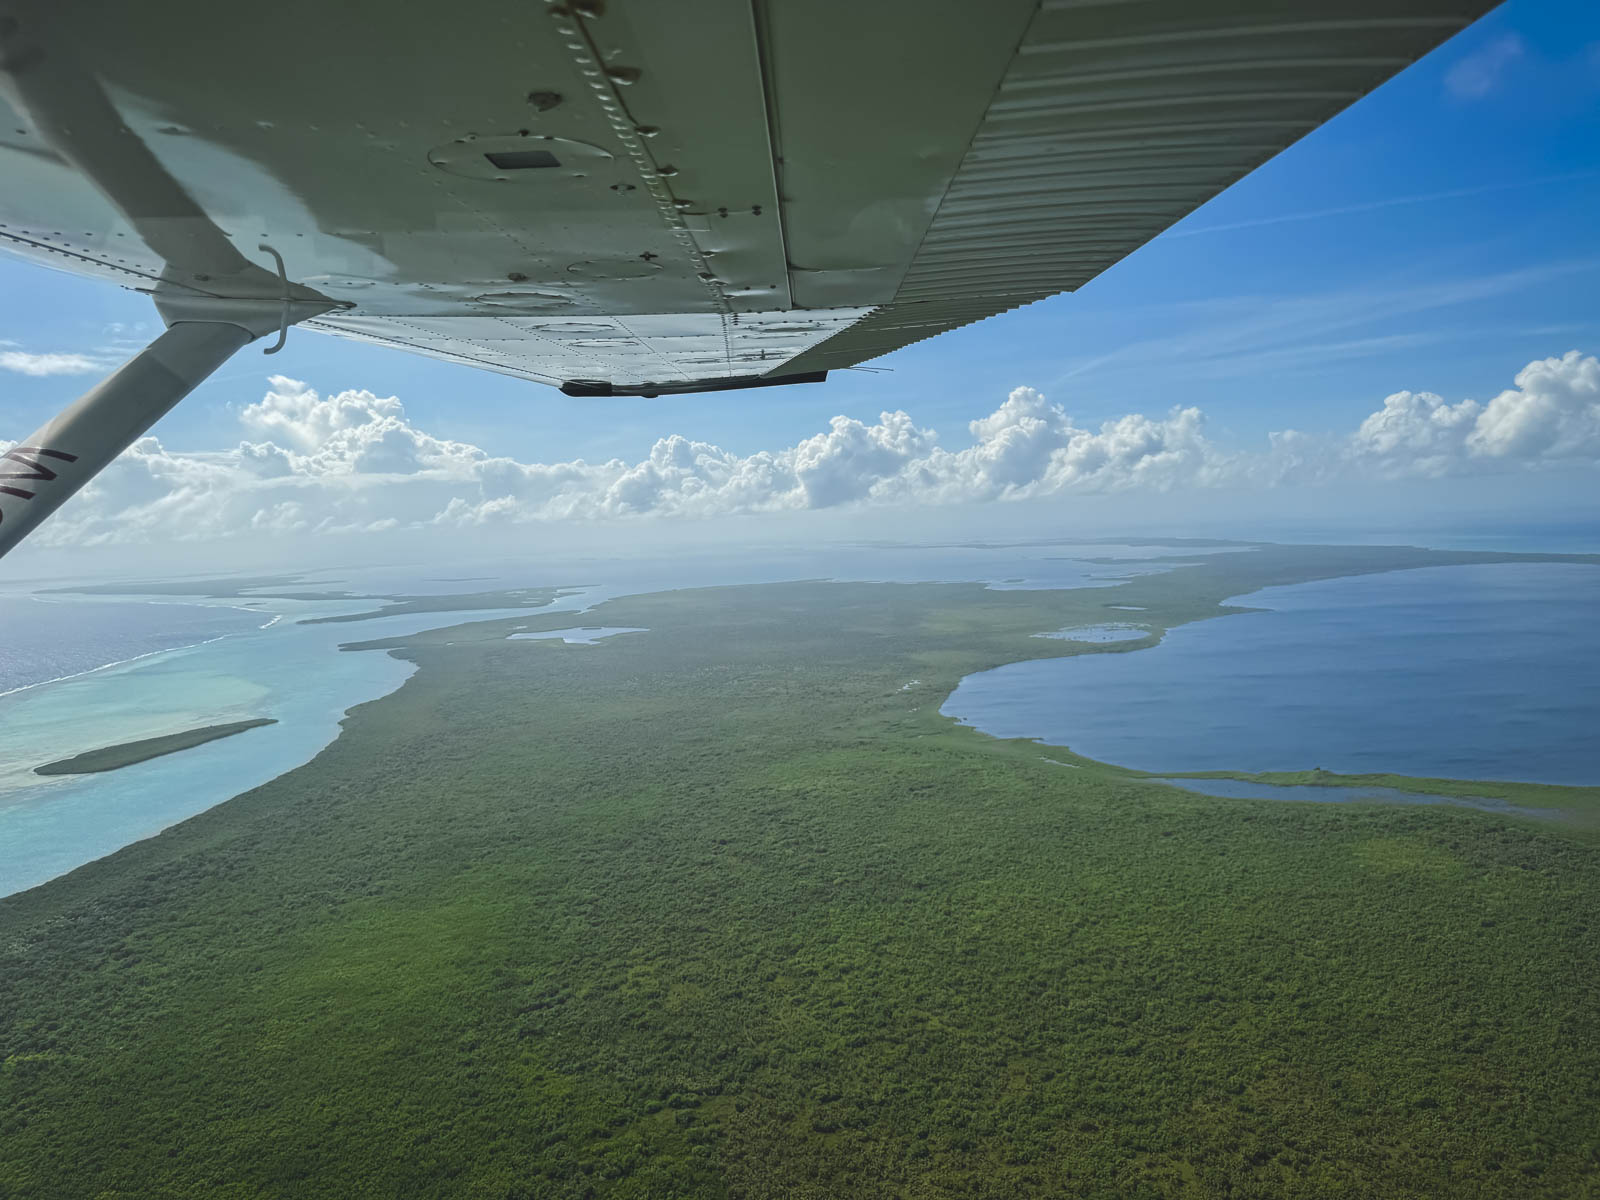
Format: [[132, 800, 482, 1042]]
[[257, 242, 291, 354]]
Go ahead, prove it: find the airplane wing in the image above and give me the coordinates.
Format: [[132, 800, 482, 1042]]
[[0, 0, 1494, 555]]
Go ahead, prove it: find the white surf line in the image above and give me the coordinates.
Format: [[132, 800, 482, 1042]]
[[0, 632, 239, 700], [2, 592, 290, 699]]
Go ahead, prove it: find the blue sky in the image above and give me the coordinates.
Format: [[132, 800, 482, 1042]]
[[2, 0, 1598, 560]]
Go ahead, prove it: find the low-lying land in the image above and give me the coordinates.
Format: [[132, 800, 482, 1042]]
[[32, 718, 279, 776], [41, 573, 573, 625], [296, 586, 575, 625], [3, 542, 1598, 1198]]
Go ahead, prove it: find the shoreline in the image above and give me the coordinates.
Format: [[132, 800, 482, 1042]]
[[0, 629, 255, 701], [0, 593, 591, 898], [0, 594, 290, 700], [0, 576, 580, 703], [6, 542, 1598, 901], [942, 560, 1600, 794]]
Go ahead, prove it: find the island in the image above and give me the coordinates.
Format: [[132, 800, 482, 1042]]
[[34, 718, 278, 775]]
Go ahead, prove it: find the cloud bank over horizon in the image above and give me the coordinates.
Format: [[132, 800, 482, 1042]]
[[0, 347, 106, 377], [5, 350, 1596, 548]]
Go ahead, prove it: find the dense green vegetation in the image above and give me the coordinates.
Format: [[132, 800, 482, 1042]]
[[3, 543, 1598, 1198], [33, 719, 279, 776]]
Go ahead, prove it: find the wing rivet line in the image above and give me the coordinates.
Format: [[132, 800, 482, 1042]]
[[543, 0, 730, 314]]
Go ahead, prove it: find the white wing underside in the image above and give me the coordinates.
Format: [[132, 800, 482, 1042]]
[[0, 0, 1492, 395]]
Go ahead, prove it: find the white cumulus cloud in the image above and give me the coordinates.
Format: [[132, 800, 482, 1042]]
[[7, 352, 1596, 548], [1348, 350, 1600, 475]]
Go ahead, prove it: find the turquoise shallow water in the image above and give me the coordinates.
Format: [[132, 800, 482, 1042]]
[[0, 591, 595, 896], [945, 563, 1600, 786]]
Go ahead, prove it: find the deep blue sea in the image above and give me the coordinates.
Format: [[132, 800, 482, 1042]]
[[945, 562, 1600, 785]]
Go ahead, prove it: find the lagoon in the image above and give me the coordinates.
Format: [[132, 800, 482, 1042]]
[[945, 562, 1600, 786]]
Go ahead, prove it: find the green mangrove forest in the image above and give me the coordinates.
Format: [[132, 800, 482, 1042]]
[[3, 542, 1598, 1198]]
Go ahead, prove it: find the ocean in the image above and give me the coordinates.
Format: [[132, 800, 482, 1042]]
[[0, 594, 267, 697]]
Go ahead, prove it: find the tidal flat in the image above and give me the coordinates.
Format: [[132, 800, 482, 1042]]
[[3, 541, 1599, 1198]]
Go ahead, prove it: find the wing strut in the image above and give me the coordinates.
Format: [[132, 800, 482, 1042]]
[[0, 0, 345, 562], [1, 318, 250, 561]]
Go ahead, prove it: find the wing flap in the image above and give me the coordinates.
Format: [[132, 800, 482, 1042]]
[[307, 307, 874, 392]]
